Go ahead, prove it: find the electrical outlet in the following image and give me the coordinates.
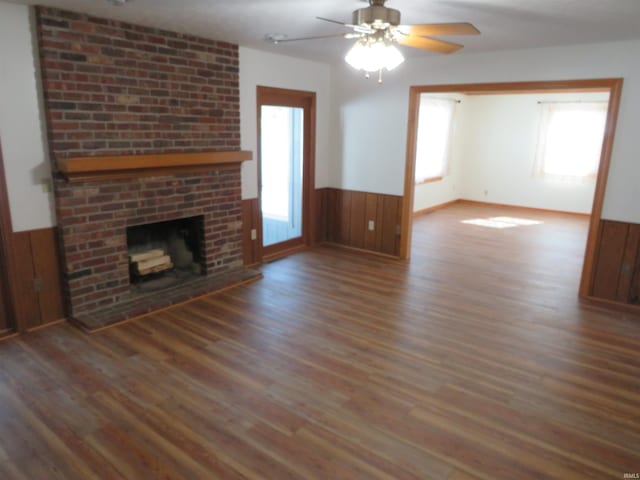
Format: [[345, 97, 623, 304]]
[[250, 228, 257, 240], [368, 220, 375, 231]]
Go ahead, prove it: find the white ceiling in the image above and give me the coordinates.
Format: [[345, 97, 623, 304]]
[[9, 0, 640, 62]]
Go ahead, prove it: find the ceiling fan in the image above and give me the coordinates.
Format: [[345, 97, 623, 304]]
[[267, 0, 480, 81]]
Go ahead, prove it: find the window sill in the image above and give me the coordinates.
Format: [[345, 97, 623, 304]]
[[416, 176, 443, 185]]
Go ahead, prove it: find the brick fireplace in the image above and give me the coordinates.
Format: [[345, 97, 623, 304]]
[[37, 8, 257, 328]]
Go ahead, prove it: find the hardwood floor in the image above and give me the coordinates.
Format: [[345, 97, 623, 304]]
[[1, 203, 639, 479]]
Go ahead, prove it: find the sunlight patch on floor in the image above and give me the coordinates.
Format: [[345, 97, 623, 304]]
[[462, 217, 543, 229]]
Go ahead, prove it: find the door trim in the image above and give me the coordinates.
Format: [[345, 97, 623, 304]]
[[0, 142, 21, 334], [400, 78, 623, 299], [256, 86, 316, 261]]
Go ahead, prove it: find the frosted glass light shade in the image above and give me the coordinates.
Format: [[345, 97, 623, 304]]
[[345, 39, 405, 72]]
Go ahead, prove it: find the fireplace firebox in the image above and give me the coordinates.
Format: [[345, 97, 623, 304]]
[[127, 215, 206, 291]]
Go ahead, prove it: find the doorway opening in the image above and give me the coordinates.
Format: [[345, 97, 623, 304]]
[[257, 86, 316, 261], [401, 79, 623, 298]]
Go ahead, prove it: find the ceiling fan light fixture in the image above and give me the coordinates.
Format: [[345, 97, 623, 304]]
[[345, 38, 404, 73]]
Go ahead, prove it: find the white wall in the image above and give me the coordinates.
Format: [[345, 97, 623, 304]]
[[413, 91, 607, 214], [0, 2, 56, 231], [239, 47, 332, 199], [332, 39, 640, 224]]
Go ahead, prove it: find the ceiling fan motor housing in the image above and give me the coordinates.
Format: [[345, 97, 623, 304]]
[[353, 5, 401, 28]]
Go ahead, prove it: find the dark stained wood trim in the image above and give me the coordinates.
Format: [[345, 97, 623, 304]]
[[581, 294, 640, 315], [263, 237, 306, 261], [0, 143, 21, 333], [581, 78, 624, 297], [256, 86, 316, 260], [263, 243, 310, 263], [58, 151, 252, 182], [401, 78, 624, 302]]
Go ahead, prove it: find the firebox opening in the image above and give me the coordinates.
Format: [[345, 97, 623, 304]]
[[126, 215, 206, 292]]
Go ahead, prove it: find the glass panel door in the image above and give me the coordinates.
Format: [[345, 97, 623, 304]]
[[260, 105, 304, 247]]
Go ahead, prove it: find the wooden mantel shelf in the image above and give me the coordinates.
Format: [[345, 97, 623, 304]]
[[58, 151, 252, 182]]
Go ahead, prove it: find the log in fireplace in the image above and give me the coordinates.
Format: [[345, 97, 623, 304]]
[[127, 215, 205, 290]]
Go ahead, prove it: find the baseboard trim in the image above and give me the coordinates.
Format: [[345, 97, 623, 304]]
[[413, 199, 461, 217], [458, 199, 591, 217], [27, 318, 67, 332], [0, 331, 19, 342], [263, 244, 310, 263], [580, 295, 640, 316], [320, 242, 401, 260]]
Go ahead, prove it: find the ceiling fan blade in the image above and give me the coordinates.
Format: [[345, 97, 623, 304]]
[[395, 34, 463, 54], [397, 23, 480, 37], [316, 16, 348, 26], [316, 16, 374, 34], [270, 33, 348, 43]]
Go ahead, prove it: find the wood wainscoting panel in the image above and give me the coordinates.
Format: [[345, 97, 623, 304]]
[[11, 228, 65, 330], [349, 191, 367, 249], [242, 198, 261, 267], [591, 219, 640, 304], [315, 188, 328, 243], [321, 188, 402, 257], [30, 228, 65, 325], [12, 231, 42, 329]]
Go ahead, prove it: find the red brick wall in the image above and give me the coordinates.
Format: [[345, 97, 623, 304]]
[[55, 168, 243, 316], [37, 7, 240, 160], [36, 8, 246, 317]]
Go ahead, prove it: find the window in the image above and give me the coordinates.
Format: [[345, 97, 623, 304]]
[[535, 102, 607, 179], [414, 97, 457, 184]]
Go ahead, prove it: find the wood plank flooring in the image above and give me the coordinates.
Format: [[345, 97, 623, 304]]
[[1, 203, 639, 479]]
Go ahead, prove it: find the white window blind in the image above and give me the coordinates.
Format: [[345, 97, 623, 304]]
[[414, 97, 456, 183], [535, 102, 607, 179]]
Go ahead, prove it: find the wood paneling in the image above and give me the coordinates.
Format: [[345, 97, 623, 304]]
[[10, 228, 65, 330], [320, 188, 402, 256], [591, 219, 640, 305], [349, 191, 366, 249], [0, 204, 639, 478], [12, 231, 41, 330], [242, 198, 261, 266], [315, 188, 328, 243], [30, 228, 65, 325]]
